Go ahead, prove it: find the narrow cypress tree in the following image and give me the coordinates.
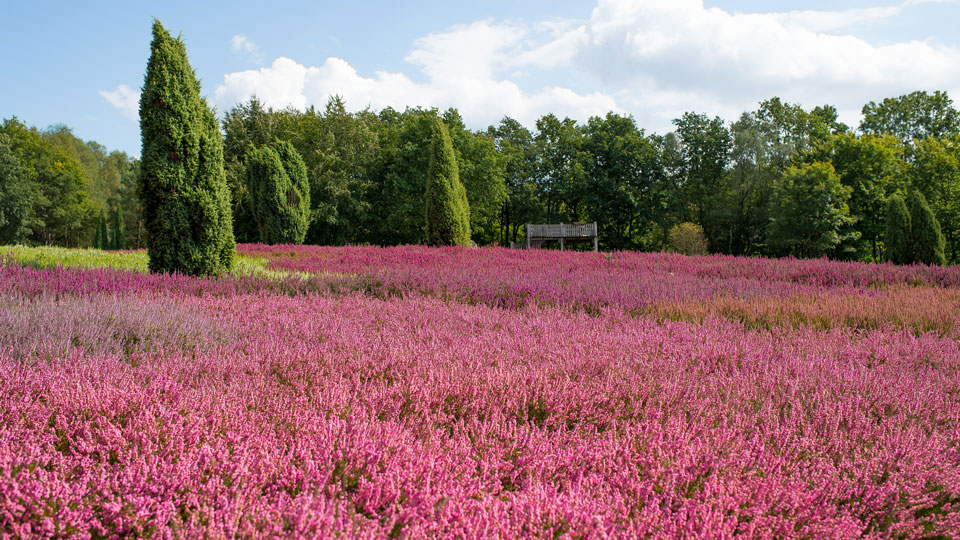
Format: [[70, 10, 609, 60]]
[[907, 190, 947, 266], [111, 207, 126, 250], [885, 195, 911, 265], [139, 19, 235, 275], [93, 210, 108, 249], [425, 118, 470, 246], [245, 141, 310, 245]]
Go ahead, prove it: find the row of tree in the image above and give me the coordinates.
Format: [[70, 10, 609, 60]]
[[2, 31, 958, 265], [218, 92, 958, 264], [0, 118, 140, 249]]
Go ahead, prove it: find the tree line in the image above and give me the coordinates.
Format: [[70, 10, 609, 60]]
[[213, 89, 960, 265], [2, 51, 958, 264]]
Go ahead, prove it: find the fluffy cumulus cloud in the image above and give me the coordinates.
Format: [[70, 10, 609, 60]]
[[102, 0, 960, 133], [548, 0, 960, 130], [214, 20, 617, 129], [98, 85, 140, 121]]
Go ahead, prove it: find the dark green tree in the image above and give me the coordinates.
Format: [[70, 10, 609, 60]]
[[139, 20, 235, 275], [907, 190, 947, 265], [93, 210, 108, 249], [110, 206, 125, 250], [245, 141, 310, 245], [822, 133, 905, 261], [581, 112, 660, 251], [486, 117, 541, 245], [672, 112, 731, 243], [0, 133, 35, 244], [767, 162, 858, 258], [884, 194, 911, 264], [1, 118, 94, 247], [425, 117, 470, 246]]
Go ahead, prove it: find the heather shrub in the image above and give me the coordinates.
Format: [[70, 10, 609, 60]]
[[668, 222, 708, 255], [0, 292, 230, 362]]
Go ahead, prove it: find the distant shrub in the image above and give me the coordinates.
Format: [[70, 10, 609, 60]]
[[668, 222, 708, 256]]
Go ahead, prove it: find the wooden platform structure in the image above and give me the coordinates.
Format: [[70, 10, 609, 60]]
[[521, 223, 598, 251]]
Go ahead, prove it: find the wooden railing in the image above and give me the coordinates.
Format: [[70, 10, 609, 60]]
[[526, 223, 597, 238]]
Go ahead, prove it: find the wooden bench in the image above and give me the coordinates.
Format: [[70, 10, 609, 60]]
[[523, 223, 598, 251]]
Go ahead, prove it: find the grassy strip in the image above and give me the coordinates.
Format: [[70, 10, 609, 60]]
[[0, 245, 318, 281]]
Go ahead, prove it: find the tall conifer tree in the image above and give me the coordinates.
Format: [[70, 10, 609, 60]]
[[111, 206, 125, 250], [907, 190, 947, 265], [425, 118, 470, 246], [139, 20, 234, 275], [884, 194, 911, 265], [93, 210, 108, 250]]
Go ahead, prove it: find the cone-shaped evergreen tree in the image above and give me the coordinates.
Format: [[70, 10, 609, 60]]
[[110, 206, 126, 250], [907, 190, 946, 266], [885, 195, 911, 265], [245, 140, 311, 245], [93, 210, 108, 249], [425, 118, 470, 246], [139, 19, 235, 275]]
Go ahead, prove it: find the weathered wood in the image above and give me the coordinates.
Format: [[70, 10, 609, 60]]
[[527, 223, 597, 239], [523, 223, 599, 252]]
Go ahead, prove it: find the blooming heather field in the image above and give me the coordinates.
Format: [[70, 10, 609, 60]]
[[2, 246, 960, 538]]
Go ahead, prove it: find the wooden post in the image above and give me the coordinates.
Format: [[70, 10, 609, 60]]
[[593, 222, 598, 252], [560, 237, 565, 251], [526, 224, 531, 249]]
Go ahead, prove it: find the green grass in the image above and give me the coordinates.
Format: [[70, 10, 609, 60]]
[[0, 245, 313, 281]]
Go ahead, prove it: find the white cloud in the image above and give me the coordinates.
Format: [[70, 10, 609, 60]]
[[98, 84, 140, 121], [207, 0, 960, 134], [214, 21, 617, 129], [231, 34, 262, 65], [531, 0, 960, 131]]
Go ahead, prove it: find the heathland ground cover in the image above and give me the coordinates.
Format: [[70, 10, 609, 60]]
[[1, 245, 959, 538]]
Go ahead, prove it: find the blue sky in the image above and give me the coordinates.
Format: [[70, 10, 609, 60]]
[[2, 0, 958, 156]]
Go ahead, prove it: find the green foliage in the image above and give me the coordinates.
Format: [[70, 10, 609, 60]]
[[767, 162, 858, 258], [582, 112, 660, 250], [245, 141, 310, 245], [425, 118, 471, 246], [911, 136, 960, 263], [885, 195, 911, 265], [672, 112, 731, 242], [861, 91, 960, 142], [138, 20, 235, 275], [822, 133, 905, 261], [486, 117, 541, 245], [111, 206, 125, 250], [442, 109, 506, 245], [0, 118, 95, 247], [907, 190, 947, 265]]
